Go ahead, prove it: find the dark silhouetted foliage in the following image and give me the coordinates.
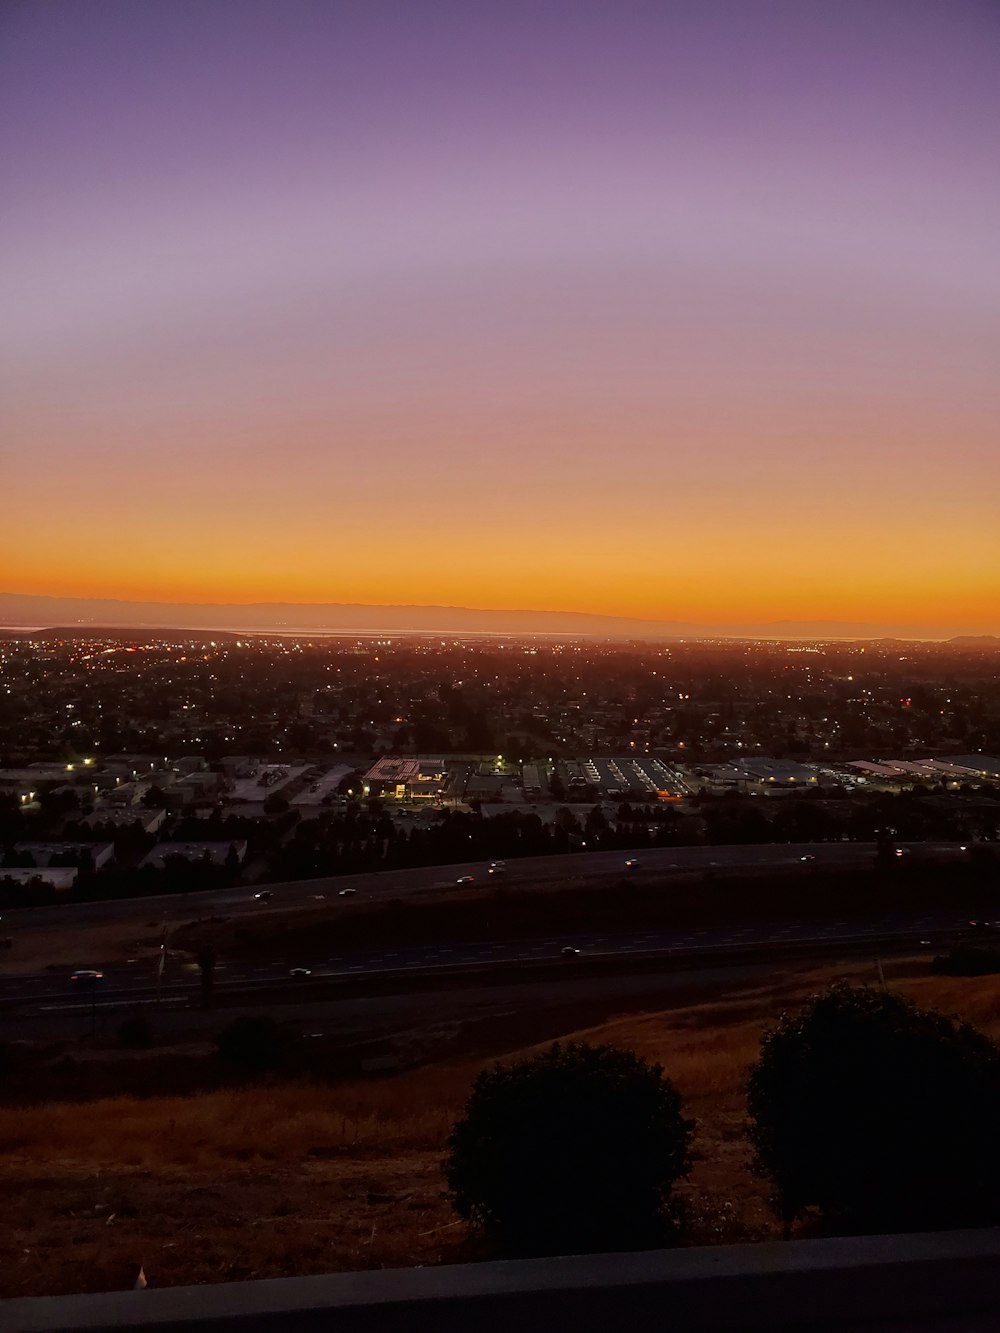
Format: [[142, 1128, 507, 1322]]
[[216, 1015, 292, 1075], [117, 1015, 154, 1049], [930, 946, 1000, 977], [444, 1041, 694, 1257], [747, 983, 1000, 1232]]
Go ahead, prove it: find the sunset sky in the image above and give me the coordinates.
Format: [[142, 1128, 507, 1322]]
[[2, 0, 999, 633]]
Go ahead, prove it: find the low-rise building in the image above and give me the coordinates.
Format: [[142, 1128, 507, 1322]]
[[0, 866, 78, 890], [139, 840, 248, 870], [10, 841, 115, 870], [80, 807, 168, 834]]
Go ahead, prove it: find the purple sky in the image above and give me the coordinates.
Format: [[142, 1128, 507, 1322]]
[[2, 0, 999, 629]]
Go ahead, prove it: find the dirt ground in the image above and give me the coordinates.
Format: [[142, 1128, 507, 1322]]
[[0, 914, 168, 975], [5, 956, 999, 1299]]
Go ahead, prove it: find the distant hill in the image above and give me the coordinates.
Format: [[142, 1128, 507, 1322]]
[[948, 636, 1000, 647], [28, 626, 245, 644], [0, 591, 996, 641], [0, 594, 695, 639]]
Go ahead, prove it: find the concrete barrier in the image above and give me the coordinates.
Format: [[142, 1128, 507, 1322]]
[[4, 1227, 1000, 1332]]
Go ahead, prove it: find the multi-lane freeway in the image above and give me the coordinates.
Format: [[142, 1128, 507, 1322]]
[[0, 907, 983, 1024], [0, 840, 983, 1029], [0, 839, 976, 935]]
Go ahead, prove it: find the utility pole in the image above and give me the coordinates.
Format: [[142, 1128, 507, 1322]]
[[156, 914, 168, 1007]]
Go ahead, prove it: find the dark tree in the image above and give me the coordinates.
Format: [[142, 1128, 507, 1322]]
[[197, 946, 218, 1009], [117, 1015, 154, 1049], [216, 1015, 292, 1075], [747, 983, 1000, 1233], [553, 806, 580, 834], [444, 1041, 694, 1257]]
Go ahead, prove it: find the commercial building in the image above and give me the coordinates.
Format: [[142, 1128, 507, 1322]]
[[583, 757, 687, 800], [139, 841, 248, 870], [80, 808, 168, 833], [11, 841, 115, 870], [364, 758, 447, 800], [0, 866, 78, 890]]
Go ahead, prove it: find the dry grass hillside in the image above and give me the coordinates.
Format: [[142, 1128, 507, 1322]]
[[4, 958, 1000, 1299]]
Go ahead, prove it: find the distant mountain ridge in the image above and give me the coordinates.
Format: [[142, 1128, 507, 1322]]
[[0, 592, 996, 641]]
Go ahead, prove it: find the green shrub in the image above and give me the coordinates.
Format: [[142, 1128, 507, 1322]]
[[747, 983, 1000, 1232], [444, 1041, 694, 1256], [930, 946, 1000, 977], [117, 1015, 154, 1049], [216, 1015, 292, 1075]]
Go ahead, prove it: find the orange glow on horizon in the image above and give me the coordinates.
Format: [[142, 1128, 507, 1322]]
[[4, 407, 997, 635], [6, 548, 999, 634]]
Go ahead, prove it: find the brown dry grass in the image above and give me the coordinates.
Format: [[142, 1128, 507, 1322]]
[[5, 957, 1000, 1298]]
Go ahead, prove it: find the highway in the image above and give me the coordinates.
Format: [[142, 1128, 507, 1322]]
[[0, 839, 976, 935], [0, 905, 981, 1022], [0, 839, 980, 1027]]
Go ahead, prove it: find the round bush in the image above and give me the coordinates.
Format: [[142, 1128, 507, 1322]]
[[117, 1015, 154, 1049], [216, 1015, 292, 1075], [747, 983, 1000, 1232], [444, 1041, 694, 1256]]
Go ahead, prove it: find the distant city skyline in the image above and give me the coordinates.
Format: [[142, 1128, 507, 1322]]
[[2, 1, 998, 631]]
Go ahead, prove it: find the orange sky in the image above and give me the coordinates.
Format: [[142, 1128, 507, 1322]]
[[5, 407, 998, 630]]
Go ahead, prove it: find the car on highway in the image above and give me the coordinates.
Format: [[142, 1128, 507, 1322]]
[[289, 967, 312, 979], [253, 891, 272, 902], [487, 861, 507, 876], [561, 946, 581, 957], [968, 921, 1000, 931], [625, 858, 640, 869], [338, 888, 356, 896], [70, 969, 104, 986], [456, 875, 475, 884], [800, 855, 815, 863]]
